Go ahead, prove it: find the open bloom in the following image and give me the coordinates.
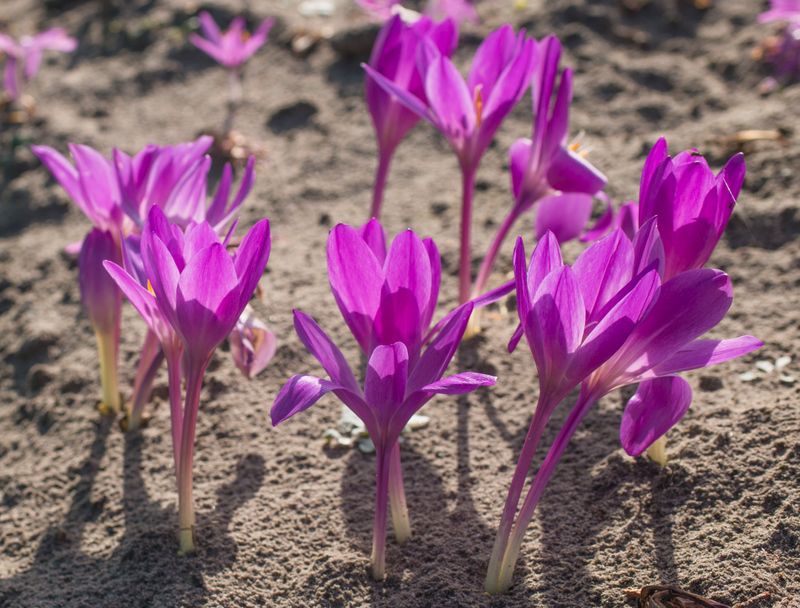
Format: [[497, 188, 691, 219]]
[[508, 37, 606, 243], [365, 14, 457, 218], [365, 25, 536, 302], [189, 12, 274, 69], [107, 206, 271, 553], [33, 137, 256, 427], [365, 24, 535, 173], [272, 222, 495, 579], [758, 2, 800, 84], [620, 138, 745, 280], [472, 35, 606, 299], [485, 228, 761, 593], [0, 28, 76, 100], [79, 229, 123, 414]]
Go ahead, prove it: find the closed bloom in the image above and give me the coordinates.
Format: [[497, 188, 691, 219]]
[[189, 12, 274, 69], [272, 222, 495, 579], [485, 228, 761, 593], [0, 28, 76, 100], [79, 228, 123, 414], [620, 138, 745, 280]]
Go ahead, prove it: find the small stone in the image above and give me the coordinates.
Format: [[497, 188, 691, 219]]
[[775, 356, 791, 370], [756, 360, 775, 374], [298, 0, 334, 17], [779, 374, 796, 385], [739, 371, 757, 382]]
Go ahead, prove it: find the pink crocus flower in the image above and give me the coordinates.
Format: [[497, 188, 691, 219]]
[[759, 0, 800, 24], [229, 305, 277, 379], [365, 14, 458, 219], [365, 25, 536, 302], [105, 206, 271, 553], [189, 12, 274, 69], [485, 229, 762, 593], [472, 35, 607, 298], [0, 28, 76, 100], [31, 137, 257, 428]]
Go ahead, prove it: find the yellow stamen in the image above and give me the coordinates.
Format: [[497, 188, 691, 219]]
[[147, 280, 155, 296], [474, 85, 484, 128], [569, 140, 591, 159]]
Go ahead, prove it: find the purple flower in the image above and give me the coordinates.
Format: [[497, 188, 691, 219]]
[[32, 138, 255, 427], [365, 14, 458, 218], [272, 222, 495, 579], [365, 25, 536, 302], [623, 138, 745, 280], [106, 206, 271, 553], [79, 228, 122, 415], [473, 36, 606, 299], [759, 0, 800, 24], [229, 305, 277, 379], [485, 229, 761, 593], [0, 28, 76, 100], [189, 12, 274, 69], [327, 219, 441, 363]]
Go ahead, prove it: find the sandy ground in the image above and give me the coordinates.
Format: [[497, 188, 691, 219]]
[[0, 0, 798, 606]]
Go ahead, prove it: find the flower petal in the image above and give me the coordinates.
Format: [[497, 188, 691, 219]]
[[327, 223, 384, 352], [365, 342, 409, 423], [647, 336, 763, 378], [292, 310, 361, 394], [572, 228, 634, 322], [547, 146, 607, 196], [271, 375, 342, 426], [535, 192, 594, 243], [620, 376, 692, 457]]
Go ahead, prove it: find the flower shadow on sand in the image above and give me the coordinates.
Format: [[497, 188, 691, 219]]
[[0, 417, 265, 607]]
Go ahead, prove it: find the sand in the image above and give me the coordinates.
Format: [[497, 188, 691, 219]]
[[0, 0, 798, 606]]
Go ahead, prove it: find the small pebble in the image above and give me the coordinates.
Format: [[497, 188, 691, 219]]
[[779, 374, 796, 385], [756, 360, 775, 374], [739, 371, 757, 382], [775, 355, 791, 370]]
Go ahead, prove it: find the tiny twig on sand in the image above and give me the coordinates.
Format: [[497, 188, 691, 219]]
[[624, 585, 771, 608]]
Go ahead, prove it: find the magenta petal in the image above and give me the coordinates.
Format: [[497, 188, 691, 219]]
[[407, 302, 473, 393], [365, 342, 409, 421], [104, 260, 172, 345], [79, 229, 122, 334], [363, 63, 432, 122], [535, 193, 594, 243], [527, 231, 563, 296], [620, 376, 693, 457], [178, 242, 239, 311], [358, 218, 388, 263], [292, 310, 361, 394], [424, 55, 476, 148], [422, 237, 441, 332], [327, 224, 384, 352], [528, 266, 585, 388], [233, 219, 271, 310], [271, 375, 342, 426], [4, 56, 19, 100], [620, 269, 733, 379], [198, 12, 223, 43], [31, 145, 86, 215], [568, 269, 660, 384], [509, 138, 533, 202], [638, 137, 669, 217], [648, 336, 763, 378], [416, 371, 496, 395], [572, 229, 634, 321], [632, 217, 665, 277], [547, 146, 607, 196]]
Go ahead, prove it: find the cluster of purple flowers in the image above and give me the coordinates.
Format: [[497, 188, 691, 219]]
[[22, 1, 766, 595]]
